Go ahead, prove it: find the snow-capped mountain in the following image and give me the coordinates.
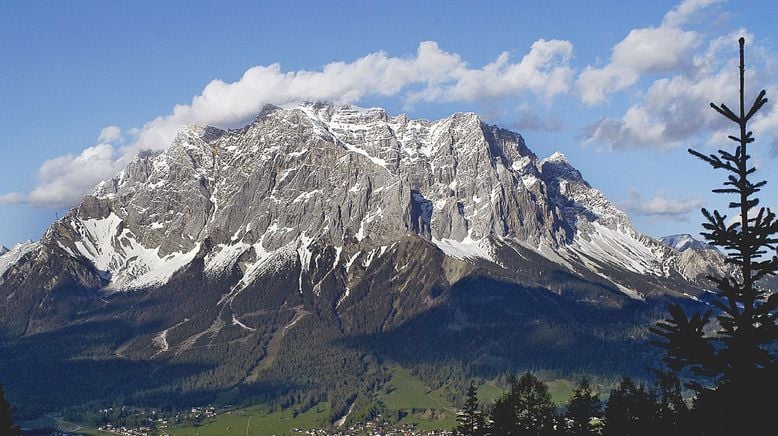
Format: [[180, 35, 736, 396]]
[[661, 233, 714, 252], [2, 103, 720, 299], [0, 103, 745, 414]]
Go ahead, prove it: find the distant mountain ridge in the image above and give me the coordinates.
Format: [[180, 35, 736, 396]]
[[0, 103, 762, 417], [661, 233, 715, 252]]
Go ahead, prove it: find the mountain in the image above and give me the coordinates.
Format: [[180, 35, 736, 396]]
[[0, 103, 753, 418], [661, 233, 714, 252], [0, 241, 36, 283]]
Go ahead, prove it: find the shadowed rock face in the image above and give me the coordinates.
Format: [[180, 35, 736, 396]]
[[0, 103, 756, 413]]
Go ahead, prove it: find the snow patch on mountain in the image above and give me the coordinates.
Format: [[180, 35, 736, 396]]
[[569, 222, 663, 276], [72, 213, 200, 290], [433, 237, 494, 262], [0, 241, 37, 279], [205, 242, 252, 277]]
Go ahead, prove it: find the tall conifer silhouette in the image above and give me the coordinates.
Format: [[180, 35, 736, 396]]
[[454, 382, 487, 436], [651, 37, 778, 435]]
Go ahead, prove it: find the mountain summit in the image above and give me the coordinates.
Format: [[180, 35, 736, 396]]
[[5, 103, 718, 296], [661, 233, 714, 252], [0, 103, 744, 415]]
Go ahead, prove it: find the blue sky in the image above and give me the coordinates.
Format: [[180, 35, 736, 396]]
[[1, 0, 777, 247]]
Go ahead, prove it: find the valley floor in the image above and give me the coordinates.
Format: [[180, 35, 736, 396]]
[[23, 366, 588, 436]]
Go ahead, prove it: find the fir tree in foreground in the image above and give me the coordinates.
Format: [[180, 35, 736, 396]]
[[602, 377, 657, 436], [453, 381, 487, 436], [490, 373, 557, 436], [0, 384, 20, 436], [563, 377, 601, 436], [652, 371, 689, 435], [650, 37, 778, 435]]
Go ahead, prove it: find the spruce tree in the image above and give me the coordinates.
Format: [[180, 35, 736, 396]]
[[490, 373, 558, 436], [602, 377, 658, 436], [650, 37, 778, 435], [563, 377, 601, 436], [0, 384, 20, 436], [653, 371, 689, 436], [454, 381, 487, 436]]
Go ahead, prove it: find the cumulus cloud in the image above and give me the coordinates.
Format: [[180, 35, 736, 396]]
[[583, 26, 765, 150], [26, 144, 125, 208], [583, 64, 738, 149], [129, 39, 573, 154], [577, 0, 719, 105], [98, 126, 122, 143], [411, 39, 573, 105], [622, 190, 705, 221], [3, 39, 575, 208]]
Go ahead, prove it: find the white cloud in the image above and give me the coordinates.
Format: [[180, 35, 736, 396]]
[[0, 193, 22, 205], [583, 28, 763, 150], [662, 0, 721, 27], [584, 68, 736, 149], [98, 126, 122, 143], [413, 39, 573, 104], [27, 144, 124, 208], [622, 190, 705, 221], [577, 0, 719, 105], [1, 39, 576, 209], [129, 39, 574, 154]]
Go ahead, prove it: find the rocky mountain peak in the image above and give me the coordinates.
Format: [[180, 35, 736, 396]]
[[0, 104, 736, 300], [540, 151, 584, 183], [661, 233, 714, 252], [1, 105, 772, 419]]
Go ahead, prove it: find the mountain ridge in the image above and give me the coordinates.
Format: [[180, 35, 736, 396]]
[[4, 103, 722, 297], [661, 233, 715, 252], [0, 102, 753, 417]]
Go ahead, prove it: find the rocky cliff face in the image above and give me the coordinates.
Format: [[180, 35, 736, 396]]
[[1, 103, 726, 298], [0, 103, 743, 414]]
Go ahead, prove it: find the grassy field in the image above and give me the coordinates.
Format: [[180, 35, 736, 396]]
[[477, 380, 505, 403], [168, 403, 331, 436], [165, 366, 460, 434], [43, 371, 593, 434], [477, 376, 579, 406], [164, 370, 584, 434], [546, 378, 577, 404], [377, 366, 458, 431]]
